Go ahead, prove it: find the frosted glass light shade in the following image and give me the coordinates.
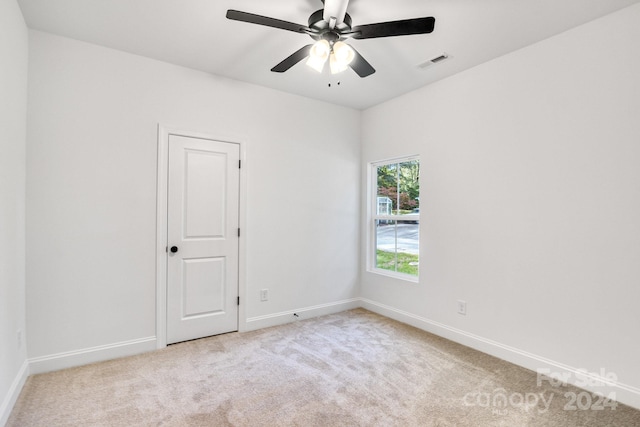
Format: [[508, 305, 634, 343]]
[[330, 42, 354, 74], [306, 39, 330, 73], [329, 53, 348, 74], [333, 42, 354, 64]]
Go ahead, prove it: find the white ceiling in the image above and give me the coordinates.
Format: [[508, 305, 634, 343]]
[[18, 0, 640, 110]]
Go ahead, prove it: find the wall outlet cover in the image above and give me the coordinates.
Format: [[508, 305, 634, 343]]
[[457, 300, 467, 315]]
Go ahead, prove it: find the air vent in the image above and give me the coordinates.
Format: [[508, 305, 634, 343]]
[[417, 53, 450, 69]]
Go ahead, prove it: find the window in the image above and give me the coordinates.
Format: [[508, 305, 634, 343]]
[[369, 157, 420, 280]]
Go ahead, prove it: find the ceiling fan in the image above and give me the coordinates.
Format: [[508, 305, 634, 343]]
[[226, 0, 435, 78]]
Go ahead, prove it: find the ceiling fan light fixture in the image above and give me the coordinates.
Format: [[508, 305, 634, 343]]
[[306, 39, 330, 72], [333, 41, 354, 64], [329, 52, 348, 74], [329, 41, 354, 74]]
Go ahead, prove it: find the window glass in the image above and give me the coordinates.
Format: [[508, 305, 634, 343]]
[[375, 220, 419, 276], [371, 158, 420, 279], [398, 160, 420, 214]]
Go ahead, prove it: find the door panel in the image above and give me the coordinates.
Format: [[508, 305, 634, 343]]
[[182, 257, 225, 317], [184, 149, 227, 239], [167, 135, 239, 344]]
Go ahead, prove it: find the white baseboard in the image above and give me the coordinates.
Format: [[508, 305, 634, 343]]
[[360, 298, 640, 411], [244, 298, 361, 331], [29, 336, 157, 375], [0, 359, 29, 427]]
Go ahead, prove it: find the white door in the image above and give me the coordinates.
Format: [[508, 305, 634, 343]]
[[166, 134, 240, 344]]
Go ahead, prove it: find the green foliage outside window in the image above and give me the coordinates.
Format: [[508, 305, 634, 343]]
[[376, 160, 419, 212]]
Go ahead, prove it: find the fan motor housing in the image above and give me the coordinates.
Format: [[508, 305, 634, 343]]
[[308, 9, 352, 42]]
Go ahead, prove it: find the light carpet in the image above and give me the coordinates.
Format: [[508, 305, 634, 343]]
[[7, 309, 640, 426]]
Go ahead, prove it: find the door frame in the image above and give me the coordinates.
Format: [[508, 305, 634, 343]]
[[156, 125, 247, 349]]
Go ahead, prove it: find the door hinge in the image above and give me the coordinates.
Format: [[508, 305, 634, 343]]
[[238, 228, 240, 237], [165, 246, 168, 253], [237, 296, 240, 306], [239, 159, 242, 169]]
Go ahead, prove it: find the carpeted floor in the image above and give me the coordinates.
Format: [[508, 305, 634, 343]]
[[7, 309, 640, 426]]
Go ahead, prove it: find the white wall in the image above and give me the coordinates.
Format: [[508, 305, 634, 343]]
[[26, 31, 360, 367], [361, 4, 640, 408], [0, 0, 28, 424]]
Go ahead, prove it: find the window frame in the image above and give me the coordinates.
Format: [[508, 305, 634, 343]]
[[367, 155, 420, 282]]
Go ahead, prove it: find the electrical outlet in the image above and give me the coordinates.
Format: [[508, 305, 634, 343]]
[[457, 300, 467, 315], [17, 329, 22, 348], [260, 289, 269, 302]]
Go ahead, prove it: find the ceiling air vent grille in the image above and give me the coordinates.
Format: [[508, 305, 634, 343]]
[[418, 53, 449, 69]]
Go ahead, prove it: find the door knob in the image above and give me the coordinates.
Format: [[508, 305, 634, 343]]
[[170, 246, 178, 253]]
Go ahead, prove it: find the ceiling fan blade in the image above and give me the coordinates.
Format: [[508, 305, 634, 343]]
[[226, 10, 310, 34], [271, 45, 313, 73], [352, 17, 435, 39], [322, 0, 350, 26], [348, 45, 375, 78]]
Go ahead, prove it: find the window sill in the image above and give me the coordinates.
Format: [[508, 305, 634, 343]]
[[367, 268, 419, 283]]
